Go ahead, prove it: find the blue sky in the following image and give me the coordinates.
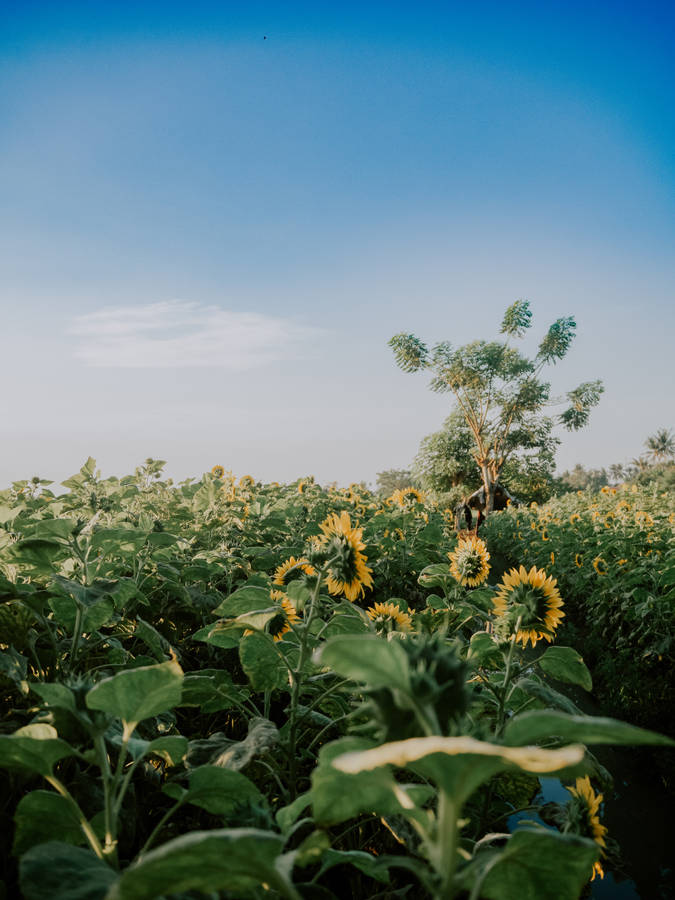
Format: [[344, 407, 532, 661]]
[[1, 1, 673, 487]]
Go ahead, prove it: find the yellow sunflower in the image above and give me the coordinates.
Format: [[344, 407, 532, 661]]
[[318, 511, 374, 602], [448, 535, 490, 587], [366, 601, 413, 633], [273, 556, 316, 587], [239, 475, 255, 488], [593, 556, 607, 576], [566, 776, 608, 881], [268, 597, 301, 642], [387, 487, 425, 507], [211, 465, 225, 479], [575, 554, 583, 568], [492, 565, 565, 648]]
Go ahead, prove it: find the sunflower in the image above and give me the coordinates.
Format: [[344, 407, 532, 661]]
[[448, 536, 490, 587], [211, 465, 225, 479], [566, 776, 608, 881], [575, 554, 583, 568], [550, 552, 555, 566], [601, 485, 611, 495], [239, 475, 255, 488], [273, 556, 316, 587], [318, 511, 374, 601], [593, 556, 607, 576], [268, 597, 301, 642], [366, 601, 413, 633], [387, 487, 425, 507], [492, 565, 565, 648]]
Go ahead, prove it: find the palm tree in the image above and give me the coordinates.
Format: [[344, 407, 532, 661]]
[[644, 428, 675, 464]]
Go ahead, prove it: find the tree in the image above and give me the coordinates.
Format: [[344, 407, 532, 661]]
[[389, 300, 603, 516], [644, 427, 675, 464], [560, 463, 608, 492], [375, 468, 418, 496]]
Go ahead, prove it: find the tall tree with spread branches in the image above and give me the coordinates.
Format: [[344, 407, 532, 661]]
[[389, 300, 604, 516]]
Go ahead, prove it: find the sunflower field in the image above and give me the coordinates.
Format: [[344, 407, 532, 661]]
[[0, 458, 673, 900]]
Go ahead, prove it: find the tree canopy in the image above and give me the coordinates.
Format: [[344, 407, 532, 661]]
[[389, 300, 604, 514]]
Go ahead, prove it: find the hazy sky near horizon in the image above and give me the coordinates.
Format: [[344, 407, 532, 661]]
[[2, 1, 674, 489]]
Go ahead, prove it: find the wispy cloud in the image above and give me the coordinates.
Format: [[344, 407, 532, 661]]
[[68, 301, 322, 368]]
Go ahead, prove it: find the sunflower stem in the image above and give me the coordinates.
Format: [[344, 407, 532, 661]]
[[287, 571, 322, 800], [495, 615, 521, 738]]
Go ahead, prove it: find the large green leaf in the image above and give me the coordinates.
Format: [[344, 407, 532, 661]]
[[504, 710, 675, 747], [85, 659, 183, 729], [192, 621, 242, 649], [13, 791, 91, 855], [332, 735, 584, 804], [460, 828, 599, 900], [0, 724, 76, 775], [417, 563, 453, 588], [49, 594, 114, 632], [239, 632, 289, 691], [7, 539, 63, 575], [311, 737, 421, 826], [212, 585, 272, 617], [19, 842, 117, 900], [537, 646, 593, 691], [163, 764, 264, 815], [106, 829, 287, 900], [316, 634, 411, 692]]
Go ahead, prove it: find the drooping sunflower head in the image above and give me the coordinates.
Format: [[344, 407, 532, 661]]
[[565, 776, 608, 881], [268, 596, 301, 642], [492, 565, 565, 648], [448, 536, 490, 587], [318, 511, 374, 602], [211, 465, 226, 479], [239, 474, 255, 488], [366, 601, 413, 633], [273, 556, 316, 587]]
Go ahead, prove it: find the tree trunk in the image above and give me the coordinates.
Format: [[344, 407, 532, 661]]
[[481, 466, 496, 516]]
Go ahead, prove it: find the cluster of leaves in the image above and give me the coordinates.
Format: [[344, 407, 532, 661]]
[[481, 484, 675, 735], [0, 459, 672, 899]]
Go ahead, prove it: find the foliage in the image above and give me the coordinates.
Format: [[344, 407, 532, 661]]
[[0, 458, 672, 899], [389, 300, 603, 513], [482, 483, 675, 740], [374, 469, 418, 497]]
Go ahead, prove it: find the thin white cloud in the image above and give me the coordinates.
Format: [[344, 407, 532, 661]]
[[68, 301, 322, 368]]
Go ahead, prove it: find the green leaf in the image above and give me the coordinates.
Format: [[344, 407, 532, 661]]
[[417, 563, 452, 588], [49, 594, 114, 632], [212, 585, 272, 617], [332, 735, 584, 804], [192, 621, 242, 649], [13, 791, 88, 855], [311, 737, 418, 826], [537, 646, 592, 691], [467, 632, 502, 667], [239, 632, 289, 691], [163, 765, 264, 815], [29, 519, 77, 541], [504, 710, 675, 747], [106, 829, 287, 900], [32, 682, 77, 713], [20, 842, 117, 900], [276, 791, 312, 834], [464, 828, 598, 900], [316, 634, 411, 692], [7, 539, 63, 575], [85, 659, 183, 729], [90, 528, 149, 556], [315, 849, 390, 884], [179, 670, 245, 713], [0, 724, 76, 775], [322, 601, 369, 637]]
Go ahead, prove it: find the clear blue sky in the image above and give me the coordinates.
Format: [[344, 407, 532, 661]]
[[1, 0, 673, 487]]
